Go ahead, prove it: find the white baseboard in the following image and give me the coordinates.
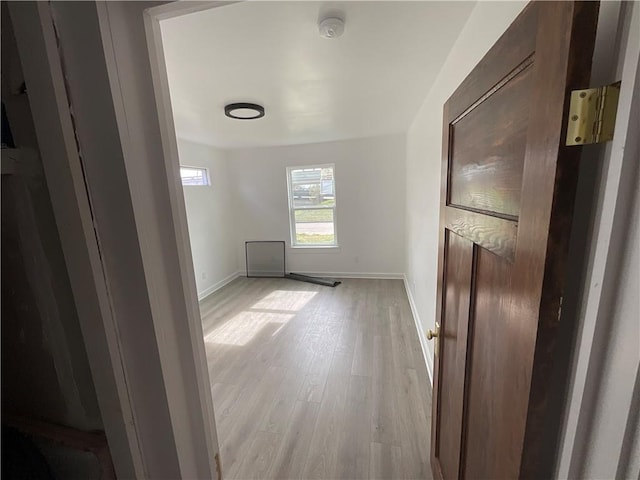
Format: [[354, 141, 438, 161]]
[[238, 271, 404, 280], [197, 271, 242, 301], [287, 271, 404, 280], [403, 275, 433, 387]]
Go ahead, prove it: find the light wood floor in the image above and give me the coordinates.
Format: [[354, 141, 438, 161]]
[[200, 277, 433, 480]]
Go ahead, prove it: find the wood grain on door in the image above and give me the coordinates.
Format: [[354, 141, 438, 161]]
[[430, 2, 599, 479]]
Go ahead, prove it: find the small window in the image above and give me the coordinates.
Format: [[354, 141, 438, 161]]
[[180, 166, 210, 186], [286, 164, 337, 247]]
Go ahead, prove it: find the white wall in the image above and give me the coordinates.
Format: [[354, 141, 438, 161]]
[[178, 139, 238, 298], [228, 134, 406, 277], [404, 1, 527, 378]]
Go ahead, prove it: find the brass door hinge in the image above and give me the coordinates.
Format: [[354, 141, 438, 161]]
[[566, 81, 621, 146]]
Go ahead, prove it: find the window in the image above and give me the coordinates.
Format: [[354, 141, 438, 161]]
[[287, 164, 337, 247], [180, 166, 210, 186]]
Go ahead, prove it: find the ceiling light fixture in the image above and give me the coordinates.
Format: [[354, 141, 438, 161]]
[[318, 17, 345, 39], [224, 103, 265, 120]]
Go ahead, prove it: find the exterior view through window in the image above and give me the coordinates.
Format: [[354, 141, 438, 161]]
[[180, 166, 210, 186], [287, 165, 337, 247]]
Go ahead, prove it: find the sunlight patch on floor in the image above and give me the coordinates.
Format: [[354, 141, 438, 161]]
[[251, 290, 317, 312], [205, 311, 295, 346], [204, 290, 317, 346]]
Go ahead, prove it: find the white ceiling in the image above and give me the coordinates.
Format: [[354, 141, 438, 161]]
[[161, 1, 475, 149]]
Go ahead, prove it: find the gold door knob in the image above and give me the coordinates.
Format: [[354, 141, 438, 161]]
[[427, 322, 441, 356], [427, 322, 440, 340]]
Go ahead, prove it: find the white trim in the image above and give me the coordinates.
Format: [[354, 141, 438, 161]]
[[198, 271, 242, 301], [144, 1, 234, 22], [289, 271, 405, 280], [306, 272, 403, 280], [403, 275, 433, 386], [288, 246, 342, 253], [140, 4, 223, 477]]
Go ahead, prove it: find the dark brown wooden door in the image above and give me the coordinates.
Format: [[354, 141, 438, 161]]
[[430, 2, 599, 479]]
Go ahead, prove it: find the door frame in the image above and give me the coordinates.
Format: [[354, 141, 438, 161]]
[[95, 1, 232, 477], [7, 2, 146, 477], [140, 0, 234, 386], [9, 0, 638, 477], [8, 1, 226, 478], [555, 1, 640, 477]]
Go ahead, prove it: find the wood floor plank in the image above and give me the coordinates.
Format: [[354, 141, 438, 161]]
[[211, 382, 246, 435], [202, 278, 273, 335], [268, 400, 320, 479], [259, 367, 307, 435], [335, 318, 358, 357], [351, 290, 376, 377], [335, 374, 372, 479], [370, 442, 403, 480], [371, 332, 399, 445], [297, 373, 327, 403], [302, 373, 350, 479], [210, 382, 235, 408], [217, 366, 287, 477], [258, 316, 311, 369], [351, 330, 373, 377], [389, 304, 417, 371], [395, 367, 431, 480], [233, 431, 282, 480], [329, 349, 355, 377]]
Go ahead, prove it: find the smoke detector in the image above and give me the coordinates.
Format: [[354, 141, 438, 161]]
[[318, 17, 345, 39]]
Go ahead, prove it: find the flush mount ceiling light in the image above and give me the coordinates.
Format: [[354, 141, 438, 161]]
[[224, 103, 265, 120], [318, 17, 345, 39]]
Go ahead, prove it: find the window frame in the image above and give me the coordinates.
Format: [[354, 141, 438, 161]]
[[179, 165, 211, 187], [286, 163, 338, 248]]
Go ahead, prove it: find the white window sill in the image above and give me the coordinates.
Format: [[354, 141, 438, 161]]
[[289, 245, 341, 253]]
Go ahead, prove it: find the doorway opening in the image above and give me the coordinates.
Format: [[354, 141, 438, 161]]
[[144, 1, 474, 477]]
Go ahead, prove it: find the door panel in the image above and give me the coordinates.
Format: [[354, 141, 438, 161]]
[[463, 247, 516, 479], [449, 60, 532, 218], [445, 207, 517, 260], [430, 2, 599, 479], [437, 231, 474, 480], [446, 9, 537, 122]]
